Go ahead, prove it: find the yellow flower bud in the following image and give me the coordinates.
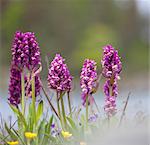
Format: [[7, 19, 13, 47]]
[[80, 141, 87, 145], [61, 130, 72, 139], [25, 132, 37, 139], [7, 141, 19, 145]]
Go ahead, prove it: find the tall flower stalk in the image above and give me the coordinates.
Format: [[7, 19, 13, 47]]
[[21, 70, 25, 115], [8, 31, 42, 122], [101, 44, 122, 118], [47, 54, 73, 128], [67, 91, 72, 117], [80, 59, 97, 126]]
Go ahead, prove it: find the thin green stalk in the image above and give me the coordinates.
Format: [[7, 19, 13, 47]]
[[31, 75, 36, 124], [57, 92, 61, 118], [27, 139, 30, 145], [40, 80, 60, 119], [119, 92, 131, 127], [86, 95, 89, 128], [107, 80, 114, 129], [21, 71, 25, 116], [57, 91, 62, 127], [67, 91, 72, 118], [40, 80, 59, 119], [60, 92, 67, 129]]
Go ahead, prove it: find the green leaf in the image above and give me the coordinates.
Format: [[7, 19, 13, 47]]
[[81, 114, 85, 125], [12, 129, 26, 145], [66, 117, 77, 130], [41, 116, 54, 145], [4, 123, 17, 140], [36, 100, 43, 122], [46, 115, 53, 133], [27, 103, 34, 131], [9, 104, 27, 129], [37, 119, 46, 144], [18, 111, 27, 129], [9, 104, 19, 115], [27, 117, 33, 132], [0, 133, 7, 144]]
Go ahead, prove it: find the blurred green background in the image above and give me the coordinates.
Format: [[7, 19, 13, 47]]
[[0, 0, 149, 92]]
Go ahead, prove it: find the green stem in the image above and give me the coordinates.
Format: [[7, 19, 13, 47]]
[[60, 92, 67, 129], [27, 139, 30, 145], [57, 92, 61, 117], [32, 75, 36, 124], [119, 92, 131, 127], [21, 71, 25, 116], [67, 91, 72, 118], [41, 85, 59, 119], [57, 91, 62, 126], [86, 95, 89, 128]]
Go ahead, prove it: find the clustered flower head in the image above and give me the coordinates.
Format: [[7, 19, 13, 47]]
[[80, 59, 97, 106], [101, 44, 122, 78], [101, 44, 122, 116], [25, 32, 41, 71], [11, 31, 29, 70], [11, 31, 41, 70], [47, 54, 73, 92], [8, 65, 21, 106], [8, 31, 42, 106]]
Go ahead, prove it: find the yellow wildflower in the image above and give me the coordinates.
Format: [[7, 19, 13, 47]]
[[7, 141, 19, 145], [80, 141, 87, 145], [25, 132, 37, 139], [61, 130, 72, 139]]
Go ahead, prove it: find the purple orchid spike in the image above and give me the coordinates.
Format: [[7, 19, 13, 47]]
[[8, 65, 21, 106], [47, 54, 73, 92], [11, 31, 30, 70], [24, 32, 41, 71], [11, 31, 41, 70], [80, 59, 97, 106], [101, 44, 122, 78], [101, 44, 122, 117]]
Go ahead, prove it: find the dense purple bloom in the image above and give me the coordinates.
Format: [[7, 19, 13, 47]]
[[101, 44, 122, 117], [11, 31, 41, 70], [101, 44, 122, 78], [8, 65, 21, 106], [47, 54, 73, 92], [11, 31, 29, 69], [25, 32, 41, 70], [80, 59, 97, 106]]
